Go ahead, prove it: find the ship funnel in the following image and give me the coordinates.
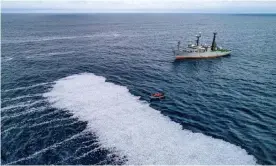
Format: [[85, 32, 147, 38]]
[[211, 32, 217, 51]]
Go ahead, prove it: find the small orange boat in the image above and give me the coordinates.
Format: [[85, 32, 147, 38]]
[[150, 92, 165, 100]]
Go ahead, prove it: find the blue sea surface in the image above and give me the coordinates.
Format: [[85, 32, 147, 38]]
[[1, 14, 276, 164]]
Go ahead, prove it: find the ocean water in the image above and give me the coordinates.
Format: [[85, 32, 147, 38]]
[[1, 14, 276, 165]]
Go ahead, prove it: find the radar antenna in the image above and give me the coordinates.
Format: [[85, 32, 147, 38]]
[[196, 32, 201, 46]]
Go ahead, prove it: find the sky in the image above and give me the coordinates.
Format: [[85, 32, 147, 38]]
[[2, 0, 276, 13]]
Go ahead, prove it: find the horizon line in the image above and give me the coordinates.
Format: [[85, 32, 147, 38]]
[[2, 12, 276, 14]]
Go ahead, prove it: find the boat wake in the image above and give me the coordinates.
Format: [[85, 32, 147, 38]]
[[43, 73, 256, 164]]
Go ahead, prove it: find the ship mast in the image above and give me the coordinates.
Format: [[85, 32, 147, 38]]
[[196, 33, 201, 56], [196, 32, 201, 46]]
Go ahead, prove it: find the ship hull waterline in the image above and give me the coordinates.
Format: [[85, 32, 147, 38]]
[[175, 51, 231, 60]]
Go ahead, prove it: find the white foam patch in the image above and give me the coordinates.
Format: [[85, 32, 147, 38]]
[[3, 83, 50, 92], [47, 51, 75, 56], [2, 94, 42, 102], [43, 73, 256, 165], [2, 34, 119, 44], [34, 51, 75, 57], [2, 57, 13, 62], [1, 100, 44, 112], [7, 132, 87, 165]]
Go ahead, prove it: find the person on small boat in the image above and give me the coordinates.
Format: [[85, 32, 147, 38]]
[[150, 92, 165, 101], [152, 92, 164, 97]]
